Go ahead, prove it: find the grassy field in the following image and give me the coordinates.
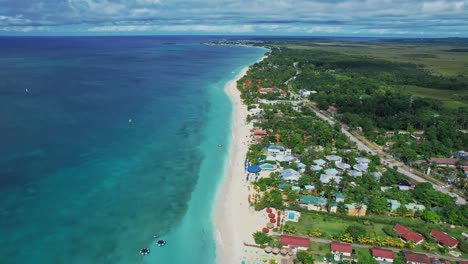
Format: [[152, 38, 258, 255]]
[[404, 85, 468, 108], [288, 212, 389, 238]]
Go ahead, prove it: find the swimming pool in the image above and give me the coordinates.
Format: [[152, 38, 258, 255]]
[[288, 212, 295, 220], [259, 163, 276, 170]]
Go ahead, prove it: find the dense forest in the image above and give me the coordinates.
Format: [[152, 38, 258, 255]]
[[240, 47, 468, 159]]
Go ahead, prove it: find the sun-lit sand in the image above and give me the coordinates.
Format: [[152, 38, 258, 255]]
[[214, 58, 268, 264]]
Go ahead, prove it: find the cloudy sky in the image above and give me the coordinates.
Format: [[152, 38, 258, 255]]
[[0, 0, 467, 36]]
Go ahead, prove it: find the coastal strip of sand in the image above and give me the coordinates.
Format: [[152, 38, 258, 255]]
[[214, 56, 267, 264]]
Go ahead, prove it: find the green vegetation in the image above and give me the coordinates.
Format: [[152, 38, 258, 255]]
[[253, 231, 272, 245]]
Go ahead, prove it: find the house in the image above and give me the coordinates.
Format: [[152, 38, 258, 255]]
[[405, 203, 426, 212], [345, 203, 367, 216], [299, 195, 327, 211], [336, 161, 351, 170], [398, 180, 414, 191], [353, 163, 368, 172], [348, 170, 363, 177], [297, 162, 306, 173], [372, 247, 395, 263], [291, 186, 301, 191], [403, 251, 430, 264], [428, 158, 459, 168], [310, 165, 323, 171], [454, 150, 468, 160], [326, 155, 342, 162], [325, 168, 339, 175], [280, 168, 301, 181], [385, 141, 397, 148], [299, 89, 312, 97], [320, 174, 342, 184], [430, 229, 459, 249], [329, 202, 339, 213], [394, 224, 425, 244], [381, 186, 392, 192], [334, 192, 345, 203], [280, 235, 310, 250], [253, 129, 267, 136], [313, 159, 327, 166], [372, 171, 383, 181], [331, 241, 352, 257], [356, 157, 371, 164], [304, 184, 315, 191], [388, 199, 401, 211]]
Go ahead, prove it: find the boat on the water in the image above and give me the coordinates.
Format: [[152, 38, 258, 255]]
[[140, 248, 150, 255]]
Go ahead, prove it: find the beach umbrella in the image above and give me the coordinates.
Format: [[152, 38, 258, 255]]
[[272, 248, 280, 255], [266, 208, 272, 213], [270, 218, 276, 223], [264, 246, 272, 253], [280, 248, 288, 255], [262, 227, 269, 233], [277, 210, 281, 215], [266, 223, 274, 229], [268, 213, 275, 218]]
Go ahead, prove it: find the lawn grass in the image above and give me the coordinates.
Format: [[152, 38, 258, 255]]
[[288, 211, 389, 238]]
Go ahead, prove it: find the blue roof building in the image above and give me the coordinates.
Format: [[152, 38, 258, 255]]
[[280, 168, 301, 181]]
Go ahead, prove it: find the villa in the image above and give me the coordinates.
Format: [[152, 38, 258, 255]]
[[388, 199, 401, 211], [394, 224, 425, 244], [313, 159, 327, 166], [353, 163, 368, 172], [344, 203, 367, 216], [329, 202, 339, 213], [404, 203, 426, 212], [326, 155, 342, 162], [430, 229, 459, 249], [348, 170, 363, 177], [280, 168, 301, 181], [310, 165, 322, 171], [324, 168, 339, 175], [398, 180, 414, 191], [403, 251, 430, 264], [336, 161, 351, 170], [299, 195, 327, 212], [280, 235, 310, 250], [371, 247, 394, 263], [356, 157, 371, 164], [320, 174, 342, 184], [334, 192, 345, 203], [331, 241, 352, 257]]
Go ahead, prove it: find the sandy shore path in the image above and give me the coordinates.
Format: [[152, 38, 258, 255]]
[[214, 62, 265, 264]]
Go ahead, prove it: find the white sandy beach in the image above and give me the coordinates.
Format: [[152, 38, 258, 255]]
[[214, 58, 267, 264]]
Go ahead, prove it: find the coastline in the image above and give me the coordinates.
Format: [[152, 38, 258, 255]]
[[214, 55, 267, 264]]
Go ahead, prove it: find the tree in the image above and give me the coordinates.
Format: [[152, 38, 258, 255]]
[[421, 209, 440, 223], [368, 196, 388, 214], [345, 225, 367, 240], [253, 231, 271, 245], [422, 242, 437, 252], [297, 251, 315, 264]]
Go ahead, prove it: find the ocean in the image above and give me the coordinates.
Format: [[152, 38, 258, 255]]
[[0, 36, 266, 264]]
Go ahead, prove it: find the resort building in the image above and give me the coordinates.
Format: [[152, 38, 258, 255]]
[[326, 155, 342, 163], [353, 163, 368, 172], [329, 202, 339, 213], [388, 199, 401, 211], [304, 184, 315, 191], [398, 180, 414, 191], [280, 168, 301, 182], [313, 159, 327, 166], [344, 203, 367, 216], [336, 161, 351, 170], [279, 235, 310, 250], [331, 241, 352, 257], [404, 203, 426, 212], [348, 170, 363, 177], [371, 247, 395, 263], [299, 195, 327, 211], [372, 171, 382, 181], [403, 251, 431, 264], [430, 229, 459, 249], [356, 157, 371, 164], [320, 174, 342, 184], [324, 168, 339, 175], [394, 224, 425, 244], [334, 192, 345, 203], [310, 165, 323, 171]]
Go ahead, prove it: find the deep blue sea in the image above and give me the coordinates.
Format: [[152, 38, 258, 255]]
[[0, 36, 266, 264]]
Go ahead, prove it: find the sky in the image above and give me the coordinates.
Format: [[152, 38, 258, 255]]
[[0, 0, 467, 36]]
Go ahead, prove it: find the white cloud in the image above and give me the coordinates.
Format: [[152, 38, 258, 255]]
[[422, 0, 466, 13], [87, 24, 254, 33]]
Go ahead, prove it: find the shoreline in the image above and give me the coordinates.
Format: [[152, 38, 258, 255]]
[[214, 55, 267, 264]]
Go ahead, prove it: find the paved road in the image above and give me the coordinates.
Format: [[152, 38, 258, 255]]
[[297, 97, 466, 205]]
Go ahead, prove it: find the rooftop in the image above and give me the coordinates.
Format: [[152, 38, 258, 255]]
[[430, 229, 459, 247], [394, 224, 424, 243], [371, 247, 394, 259], [280, 235, 310, 248], [331, 241, 352, 253], [403, 251, 430, 264]]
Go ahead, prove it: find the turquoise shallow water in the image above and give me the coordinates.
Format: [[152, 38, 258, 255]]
[[0, 36, 265, 264]]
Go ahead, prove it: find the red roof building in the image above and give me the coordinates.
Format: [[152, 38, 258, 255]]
[[279, 235, 310, 249], [331, 241, 352, 256], [394, 224, 425, 244], [404, 251, 430, 264], [371, 247, 394, 261], [430, 229, 459, 248], [429, 158, 459, 166], [254, 130, 267, 136]]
